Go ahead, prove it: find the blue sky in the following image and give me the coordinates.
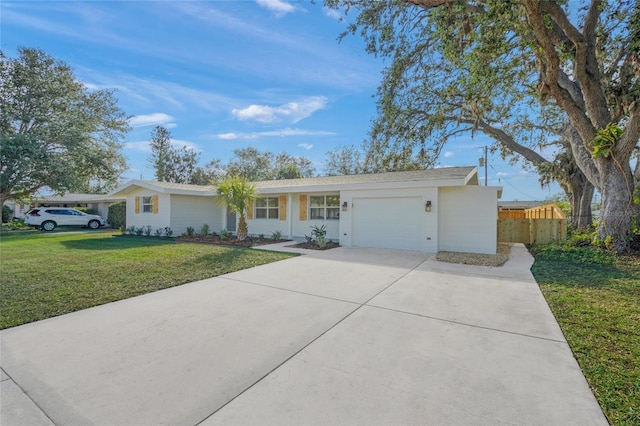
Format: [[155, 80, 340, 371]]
[[2, 0, 561, 200]]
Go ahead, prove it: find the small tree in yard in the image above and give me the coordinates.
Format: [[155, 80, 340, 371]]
[[216, 176, 258, 241]]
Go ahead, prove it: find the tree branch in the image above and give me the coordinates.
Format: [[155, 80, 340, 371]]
[[523, 0, 598, 145], [539, 0, 610, 128], [441, 115, 550, 166], [617, 100, 640, 159]]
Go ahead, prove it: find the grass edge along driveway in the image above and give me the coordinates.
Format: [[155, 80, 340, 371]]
[[530, 244, 639, 426], [0, 231, 296, 330]]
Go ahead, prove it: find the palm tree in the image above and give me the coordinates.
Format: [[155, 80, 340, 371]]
[[216, 176, 258, 241]]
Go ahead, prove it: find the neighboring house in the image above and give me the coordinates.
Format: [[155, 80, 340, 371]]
[[498, 201, 545, 219], [109, 166, 502, 254], [5, 194, 124, 221]]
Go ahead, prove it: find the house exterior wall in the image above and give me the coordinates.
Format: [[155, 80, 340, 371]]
[[244, 192, 341, 240], [438, 186, 498, 254], [125, 189, 170, 232], [338, 187, 439, 252], [291, 192, 340, 241], [169, 195, 223, 236]]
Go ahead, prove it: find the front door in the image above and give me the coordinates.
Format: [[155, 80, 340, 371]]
[[226, 207, 236, 232]]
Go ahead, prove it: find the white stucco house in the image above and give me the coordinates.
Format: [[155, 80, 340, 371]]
[[109, 166, 502, 254]]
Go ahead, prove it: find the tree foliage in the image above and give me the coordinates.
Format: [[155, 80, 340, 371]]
[[324, 145, 365, 175], [148, 125, 203, 184], [326, 0, 640, 251], [224, 146, 315, 180], [0, 48, 129, 205]]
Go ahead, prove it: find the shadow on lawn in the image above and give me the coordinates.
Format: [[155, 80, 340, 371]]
[[61, 235, 176, 250], [531, 259, 640, 301]]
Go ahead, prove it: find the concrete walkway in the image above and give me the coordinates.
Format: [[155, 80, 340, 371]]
[[1, 244, 607, 425]]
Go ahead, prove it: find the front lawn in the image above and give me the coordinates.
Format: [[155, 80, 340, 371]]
[[530, 245, 639, 425], [0, 231, 296, 329]]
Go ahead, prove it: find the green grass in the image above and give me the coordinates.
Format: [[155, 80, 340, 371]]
[[530, 244, 640, 425], [0, 231, 296, 329]]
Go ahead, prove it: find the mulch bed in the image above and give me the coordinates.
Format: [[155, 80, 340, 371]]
[[175, 235, 290, 248], [286, 241, 340, 250]]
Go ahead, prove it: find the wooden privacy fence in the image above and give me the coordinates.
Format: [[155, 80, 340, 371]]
[[498, 204, 568, 244]]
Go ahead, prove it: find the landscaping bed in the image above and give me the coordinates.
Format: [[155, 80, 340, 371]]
[[287, 241, 340, 250], [435, 243, 511, 267], [175, 235, 290, 247]]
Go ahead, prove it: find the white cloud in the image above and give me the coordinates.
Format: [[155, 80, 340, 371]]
[[232, 96, 327, 124], [323, 7, 342, 21], [128, 113, 175, 128], [217, 133, 238, 140], [496, 172, 511, 178], [298, 143, 313, 150], [215, 128, 334, 140], [444, 151, 455, 158], [171, 139, 201, 152], [255, 0, 295, 16], [124, 141, 152, 152]]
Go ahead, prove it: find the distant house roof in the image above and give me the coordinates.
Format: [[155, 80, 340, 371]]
[[109, 166, 487, 197], [31, 193, 124, 203], [498, 201, 545, 210]]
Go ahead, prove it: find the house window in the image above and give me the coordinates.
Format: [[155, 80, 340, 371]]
[[142, 196, 153, 213], [255, 197, 279, 219], [309, 195, 340, 220]]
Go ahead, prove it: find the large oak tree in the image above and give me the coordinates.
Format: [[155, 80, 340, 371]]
[[327, 0, 639, 251], [0, 48, 129, 206]]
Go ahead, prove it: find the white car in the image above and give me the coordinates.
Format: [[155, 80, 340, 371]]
[[25, 207, 106, 231]]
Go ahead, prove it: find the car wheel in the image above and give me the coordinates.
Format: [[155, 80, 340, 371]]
[[41, 221, 56, 232], [88, 220, 100, 229]]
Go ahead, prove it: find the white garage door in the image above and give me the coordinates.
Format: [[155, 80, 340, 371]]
[[352, 197, 422, 251]]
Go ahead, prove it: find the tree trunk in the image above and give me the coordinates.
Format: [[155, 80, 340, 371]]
[[574, 183, 594, 229], [597, 160, 633, 252], [237, 215, 248, 241], [568, 172, 594, 229]]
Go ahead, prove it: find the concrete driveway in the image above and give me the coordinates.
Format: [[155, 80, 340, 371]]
[[1, 244, 607, 425]]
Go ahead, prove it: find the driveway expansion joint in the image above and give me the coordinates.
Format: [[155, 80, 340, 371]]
[[366, 304, 568, 345], [217, 276, 361, 306]]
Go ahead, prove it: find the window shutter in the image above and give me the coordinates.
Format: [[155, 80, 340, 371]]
[[135, 196, 140, 214], [299, 195, 307, 221], [247, 200, 253, 220], [279, 195, 287, 220], [152, 195, 159, 214]]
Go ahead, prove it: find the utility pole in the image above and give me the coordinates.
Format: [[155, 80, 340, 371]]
[[478, 146, 488, 186]]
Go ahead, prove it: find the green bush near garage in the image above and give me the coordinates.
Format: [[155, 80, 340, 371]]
[[107, 201, 126, 229]]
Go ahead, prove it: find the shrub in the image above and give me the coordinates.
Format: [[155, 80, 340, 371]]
[[76, 206, 98, 215], [163, 227, 173, 237], [2, 205, 12, 223], [107, 202, 126, 229], [568, 232, 592, 247], [154, 228, 163, 237], [220, 229, 230, 241], [144, 225, 152, 237], [135, 227, 144, 236], [186, 226, 195, 237], [271, 230, 282, 241], [126, 225, 136, 235], [311, 225, 327, 248], [200, 224, 210, 236], [4, 218, 26, 230]]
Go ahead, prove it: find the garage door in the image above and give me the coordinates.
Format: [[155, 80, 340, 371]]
[[352, 197, 422, 251]]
